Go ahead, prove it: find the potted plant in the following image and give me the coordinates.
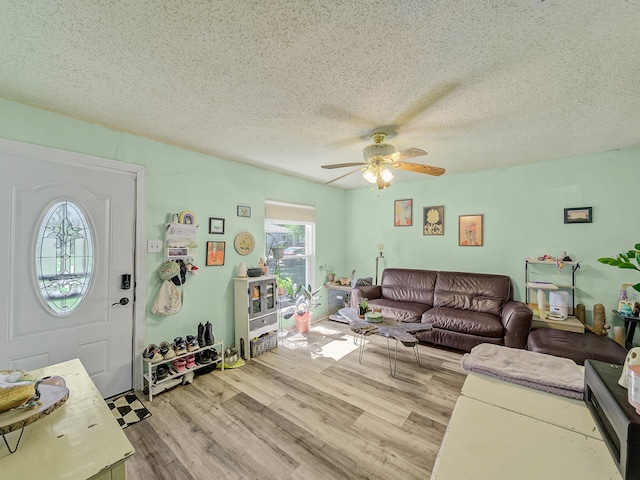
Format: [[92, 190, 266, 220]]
[[320, 264, 336, 283], [598, 243, 640, 293], [284, 284, 321, 332], [358, 297, 368, 318], [277, 275, 294, 297]]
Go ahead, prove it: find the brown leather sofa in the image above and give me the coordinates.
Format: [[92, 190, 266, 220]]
[[350, 268, 532, 352]]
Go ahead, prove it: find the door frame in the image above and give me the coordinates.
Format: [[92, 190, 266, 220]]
[[0, 137, 147, 392]]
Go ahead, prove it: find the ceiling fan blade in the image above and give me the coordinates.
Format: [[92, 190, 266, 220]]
[[392, 162, 445, 176], [383, 148, 427, 163], [321, 162, 367, 170], [325, 166, 365, 185]]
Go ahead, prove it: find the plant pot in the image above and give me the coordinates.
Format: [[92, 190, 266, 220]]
[[295, 312, 312, 333], [327, 273, 335, 283], [358, 306, 367, 318]]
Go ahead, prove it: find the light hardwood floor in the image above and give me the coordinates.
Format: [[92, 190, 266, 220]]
[[125, 319, 466, 480]]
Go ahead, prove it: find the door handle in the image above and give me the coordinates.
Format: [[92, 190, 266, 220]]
[[112, 298, 129, 306]]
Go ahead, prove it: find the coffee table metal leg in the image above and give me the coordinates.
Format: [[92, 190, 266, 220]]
[[413, 344, 421, 365], [358, 334, 366, 363], [386, 337, 399, 377]]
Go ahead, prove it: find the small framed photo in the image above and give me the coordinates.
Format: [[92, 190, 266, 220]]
[[394, 199, 412, 226], [237, 205, 251, 218], [423, 206, 444, 236], [206, 241, 225, 266], [209, 217, 225, 234], [564, 207, 592, 224], [459, 214, 483, 246]]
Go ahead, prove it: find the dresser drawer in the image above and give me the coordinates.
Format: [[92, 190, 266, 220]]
[[249, 313, 277, 333]]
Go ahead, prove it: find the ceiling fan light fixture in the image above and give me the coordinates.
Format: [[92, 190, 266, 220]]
[[362, 166, 377, 183], [363, 143, 395, 160], [380, 167, 394, 182]]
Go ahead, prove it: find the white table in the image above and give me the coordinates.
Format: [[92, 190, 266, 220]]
[[431, 372, 622, 479], [0, 358, 135, 479]]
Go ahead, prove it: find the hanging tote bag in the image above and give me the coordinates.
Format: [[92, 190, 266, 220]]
[[151, 279, 183, 316]]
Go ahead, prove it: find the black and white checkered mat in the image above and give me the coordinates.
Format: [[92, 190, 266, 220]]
[[106, 391, 152, 429]]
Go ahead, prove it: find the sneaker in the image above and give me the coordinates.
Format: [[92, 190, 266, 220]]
[[159, 341, 176, 360], [172, 357, 187, 373], [156, 364, 170, 381], [143, 344, 163, 363], [209, 348, 219, 362], [182, 371, 195, 385], [173, 337, 187, 355], [186, 335, 200, 352], [196, 350, 212, 364], [185, 354, 196, 368]]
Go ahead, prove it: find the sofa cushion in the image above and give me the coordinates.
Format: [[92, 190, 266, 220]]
[[433, 271, 512, 317], [423, 307, 504, 338], [368, 298, 431, 322], [380, 268, 437, 305]]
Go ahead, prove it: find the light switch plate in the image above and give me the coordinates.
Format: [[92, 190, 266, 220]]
[[147, 240, 162, 253]]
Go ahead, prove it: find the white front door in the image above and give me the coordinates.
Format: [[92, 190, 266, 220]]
[[0, 139, 144, 398]]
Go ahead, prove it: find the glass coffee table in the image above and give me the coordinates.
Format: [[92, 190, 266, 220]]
[[338, 307, 432, 377]]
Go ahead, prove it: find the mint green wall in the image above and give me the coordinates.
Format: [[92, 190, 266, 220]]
[[345, 147, 640, 335], [0, 98, 347, 349]]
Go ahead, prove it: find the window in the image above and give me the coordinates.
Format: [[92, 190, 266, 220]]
[[35, 200, 94, 315], [264, 200, 316, 300]]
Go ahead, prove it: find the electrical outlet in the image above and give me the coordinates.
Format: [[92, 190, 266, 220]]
[[147, 240, 162, 253]]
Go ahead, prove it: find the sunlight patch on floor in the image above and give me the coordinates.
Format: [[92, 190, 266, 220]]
[[310, 335, 359, 361], [309, 324, 343, 336]]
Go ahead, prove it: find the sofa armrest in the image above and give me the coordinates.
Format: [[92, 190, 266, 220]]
[[350, 285, 382, 308], [501, 300, 533, 349]]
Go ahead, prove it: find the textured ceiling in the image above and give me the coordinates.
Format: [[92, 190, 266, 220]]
[[1, 1, 639, 189]]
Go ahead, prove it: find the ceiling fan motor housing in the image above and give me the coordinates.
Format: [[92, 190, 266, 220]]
[[363, 132, 395, 160]]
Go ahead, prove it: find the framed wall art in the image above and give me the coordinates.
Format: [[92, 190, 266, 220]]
[[394, 199, 412, 226], [423, 206, 444, 235], [209, 217, 225, 234], [206, 241, 225, 266], [564, 207, 592, 224], [459, 214, 483, 246], [237, 205, 251, 218]]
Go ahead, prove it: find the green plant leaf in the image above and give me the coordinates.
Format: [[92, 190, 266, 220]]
[[635, 243, 640, 250], [618, 263, 640, 270], [634, 282, 640, 293]]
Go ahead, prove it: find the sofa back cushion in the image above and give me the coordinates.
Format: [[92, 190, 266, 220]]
[[433, 271, 513, 316], [380, 268, 438, 305]]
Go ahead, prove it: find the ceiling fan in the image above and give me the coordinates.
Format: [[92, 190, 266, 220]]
[[322, 132, 445, 189]]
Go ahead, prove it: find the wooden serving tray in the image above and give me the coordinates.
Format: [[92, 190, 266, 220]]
[[0, 384, 69, 435]]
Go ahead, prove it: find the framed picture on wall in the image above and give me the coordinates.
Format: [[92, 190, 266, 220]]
[[564, 207, 592, 224], [237, 205, 251, 217], [206, 241, 225, 266], [394, 199, 412, 226], [423, 206, 444, 235], [459, 214, 483, 246], [209, 217, 225, 234]]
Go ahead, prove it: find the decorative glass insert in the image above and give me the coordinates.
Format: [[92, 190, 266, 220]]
[[35, 200, 94, 315]]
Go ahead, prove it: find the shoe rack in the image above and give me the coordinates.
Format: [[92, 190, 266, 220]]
[[143, 341, 223, 401]]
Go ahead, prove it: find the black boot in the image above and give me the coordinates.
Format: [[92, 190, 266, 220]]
[[204, 321, 215, 346], [197, 322, 206, 347]]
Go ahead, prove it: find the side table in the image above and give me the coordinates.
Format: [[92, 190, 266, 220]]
[[614, 309, 640, 349]]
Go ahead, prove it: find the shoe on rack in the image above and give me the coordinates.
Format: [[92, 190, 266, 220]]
[[204, 321, 215, 346], [185, 354, 196, 369], [209, 348, 219, 362], [156, 364, 170, 381], [159, 341, 176, 360], [197, 322, 206, 348], [143, 344, 163, 363], [172, 357, 187, 373], [186, 335, 200, 352], [182, 371, 194, 385], [173, 337, 187, 355], [196, 350, 212, 364]]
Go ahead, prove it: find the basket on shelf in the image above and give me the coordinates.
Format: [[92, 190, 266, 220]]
[[250, 331, 277, 358]]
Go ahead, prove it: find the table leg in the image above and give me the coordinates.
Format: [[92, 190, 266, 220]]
[[626, 319, 637, 350], [358, 334, 366, 363], [386, 337, 399, 377], [413, 344, 421, 365]]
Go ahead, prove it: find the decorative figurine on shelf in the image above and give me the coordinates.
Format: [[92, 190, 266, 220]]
[[585, 303, 610, 336], [258, 257, 268, 275]]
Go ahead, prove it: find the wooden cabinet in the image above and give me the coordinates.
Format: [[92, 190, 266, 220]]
[[234, 276, 278, 361]]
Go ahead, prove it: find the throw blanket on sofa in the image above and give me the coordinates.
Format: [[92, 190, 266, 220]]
[[461, 343, 584, 399]]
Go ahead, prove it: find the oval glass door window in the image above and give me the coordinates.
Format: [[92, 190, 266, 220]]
[[35, 200, 94, 316]]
